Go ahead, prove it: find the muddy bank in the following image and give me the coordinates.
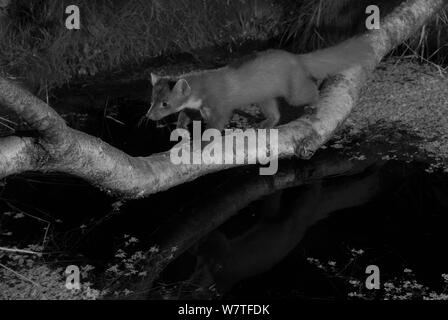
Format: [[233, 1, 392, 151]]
[[348, 59, 448, 167]]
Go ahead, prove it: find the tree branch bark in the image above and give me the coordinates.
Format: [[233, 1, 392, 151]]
[[0, 0, 444, 198]]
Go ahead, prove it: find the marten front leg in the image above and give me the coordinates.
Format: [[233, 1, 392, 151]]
[[176, 110, 191, 129]]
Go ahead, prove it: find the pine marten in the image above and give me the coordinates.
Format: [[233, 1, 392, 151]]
[[146, 37, 372, 130]]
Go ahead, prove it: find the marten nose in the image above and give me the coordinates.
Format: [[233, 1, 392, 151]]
[[146, 103, 156, 119], [146, 109, 161, 121], [146, 111, 156, 120]]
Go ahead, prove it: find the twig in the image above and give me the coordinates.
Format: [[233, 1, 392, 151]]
[[0, 263, 41, 287], [0, 246, 43, 256]]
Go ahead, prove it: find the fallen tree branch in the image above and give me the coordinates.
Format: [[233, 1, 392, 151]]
[[0, 0, 445, 198]]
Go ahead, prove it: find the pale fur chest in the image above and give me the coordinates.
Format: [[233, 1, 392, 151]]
[[180, 96, 203, 111]]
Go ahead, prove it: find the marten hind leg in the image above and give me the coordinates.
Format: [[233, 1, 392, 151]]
[[257, 98, 280, 128], [286, 78, 319, 107]]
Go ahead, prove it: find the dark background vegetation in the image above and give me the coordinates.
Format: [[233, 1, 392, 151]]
[[1, 0, 447, 94]]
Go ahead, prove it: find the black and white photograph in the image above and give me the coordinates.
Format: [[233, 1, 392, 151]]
[[1, 0, 448, 312]]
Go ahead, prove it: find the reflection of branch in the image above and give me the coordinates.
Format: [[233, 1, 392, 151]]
[[1, 0, 443, 198], [122, 152, 384, 299], [194, 169, 382, 295]]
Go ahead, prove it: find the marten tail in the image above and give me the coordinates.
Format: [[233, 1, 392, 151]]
[[299, 37, 374, 80]]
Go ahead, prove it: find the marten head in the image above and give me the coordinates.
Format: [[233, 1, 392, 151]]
[[146, 73, 192, 121]]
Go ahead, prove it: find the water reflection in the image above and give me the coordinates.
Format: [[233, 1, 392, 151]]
[[3, 142, 447, 300], [124, 151, 385, 298], [190, 168, 381, 295]]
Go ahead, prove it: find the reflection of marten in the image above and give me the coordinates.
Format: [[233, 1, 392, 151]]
[[190, 171, 381, 296]]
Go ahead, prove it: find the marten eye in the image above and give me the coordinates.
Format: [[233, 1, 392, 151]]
[[162, 101, 169, 108]]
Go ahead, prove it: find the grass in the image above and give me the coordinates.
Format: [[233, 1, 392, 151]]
[[1, 0, 447, 94], [284, 0, 448, 62], [0, 0, 283, 93]]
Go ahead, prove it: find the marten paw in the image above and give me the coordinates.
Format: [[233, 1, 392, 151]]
[[255, 119, 276, 129]]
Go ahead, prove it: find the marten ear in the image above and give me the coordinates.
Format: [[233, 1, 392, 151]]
[[173, 79, 191, 96], [150, 73, 159, 85]]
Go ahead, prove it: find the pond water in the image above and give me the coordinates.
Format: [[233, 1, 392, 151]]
[[2, 150, 448, 299]]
